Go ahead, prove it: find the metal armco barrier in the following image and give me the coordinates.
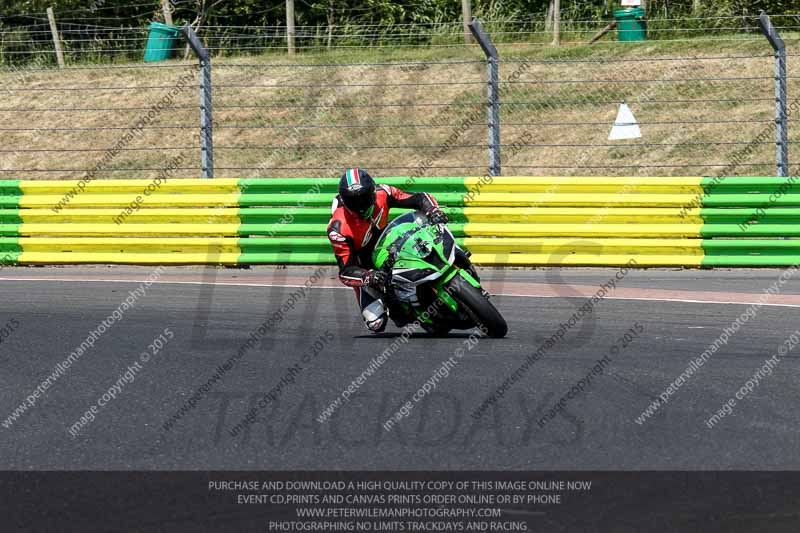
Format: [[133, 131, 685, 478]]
[[1, 177, 799, 267]]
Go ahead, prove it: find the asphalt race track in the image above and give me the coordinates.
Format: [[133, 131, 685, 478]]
[[1, 265, 799, 470]]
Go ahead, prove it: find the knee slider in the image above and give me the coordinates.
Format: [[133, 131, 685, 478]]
[[366, 315, 387, 332], [363, 299, 387, 332]]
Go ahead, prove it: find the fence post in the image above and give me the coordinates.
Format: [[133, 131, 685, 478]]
[[161, 0, 174, 26], [181, 25, 214, 179], [461, 0, 473, 45], [46, 7, 65, 68], [327, 6, 334, 50], [468, 18, 501, 177], [552, 0, 561, 46], [757, 12, 789, 177], [286, 0, 296, 56]]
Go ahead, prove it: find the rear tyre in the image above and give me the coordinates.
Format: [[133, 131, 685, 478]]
[[447, 274, 507, 338]]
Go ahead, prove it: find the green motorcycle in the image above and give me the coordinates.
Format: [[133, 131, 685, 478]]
[[372, 211, 507, 338]]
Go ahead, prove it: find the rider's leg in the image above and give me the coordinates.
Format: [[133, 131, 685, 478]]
[[349, 250, 388, 332], [356, 286, 388, 333]]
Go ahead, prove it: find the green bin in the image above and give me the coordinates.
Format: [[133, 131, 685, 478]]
[[144, 22, 180, 62], [614, 7, 647, 42]]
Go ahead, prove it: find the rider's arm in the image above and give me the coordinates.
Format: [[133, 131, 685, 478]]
[[328, 220, 369, 287], [383, 185, 438, 212]]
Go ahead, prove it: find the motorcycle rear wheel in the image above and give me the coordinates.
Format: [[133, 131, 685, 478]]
[[446, 274, 508, 338]]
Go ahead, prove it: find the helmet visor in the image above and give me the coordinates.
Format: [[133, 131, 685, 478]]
[[345, 191, 375, 216]]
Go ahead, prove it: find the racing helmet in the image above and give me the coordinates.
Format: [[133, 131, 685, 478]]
[[338, 168, 376, 218]]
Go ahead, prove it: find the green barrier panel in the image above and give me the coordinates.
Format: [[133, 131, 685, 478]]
[[701, 194, 800, 207], [0, 252, 20, 265], [0, 237, 21, 265], [702, 239, 800, 267], [701, 225, 800, 237], [0, 199, 21, 209], [0, 209, 22, 224], [239, 224, 329, 236], [702, 255, 800, 267], [702, 239, 800, 255], [238, 252, 336, 264], [0, 181, 22, 209], [701, 207, 800, 224], [0, 224, 21, 237], [239, 207, 330, 224], [238, 237, 330, 251], [701, 177, 800, 193], [0, 181, 22, 194], [0, 237, 21, 252], [239, 194, 334, 207]]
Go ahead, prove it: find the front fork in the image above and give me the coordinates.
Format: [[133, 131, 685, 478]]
[[428, 266, 482, 317]]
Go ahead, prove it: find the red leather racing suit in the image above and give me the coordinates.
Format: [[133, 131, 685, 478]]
[[327, 184, 438, 287]]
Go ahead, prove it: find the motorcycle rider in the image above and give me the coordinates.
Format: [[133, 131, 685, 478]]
[[327, 168, 478, 333]]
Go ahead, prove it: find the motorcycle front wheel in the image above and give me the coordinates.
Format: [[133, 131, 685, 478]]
[[446, 274, 508, 338]]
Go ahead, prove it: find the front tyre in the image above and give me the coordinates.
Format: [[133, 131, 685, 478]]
[[447, 274, 507, 338]]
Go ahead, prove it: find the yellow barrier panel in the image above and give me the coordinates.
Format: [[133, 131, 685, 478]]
[[462, 237, 705, 256], [464, 176, 704, 194], [19, 178, 240, 194], [18, 237, 240, 264], [469, 253, 704, 267], [463, 223, 704, 237], [461, 207, 703, 224], [461, 193, 702, 207], [17, 223, 241, 236], [17, 208, 241, 224], [19, 193, 241, 208], [17, 252, 240, 265]]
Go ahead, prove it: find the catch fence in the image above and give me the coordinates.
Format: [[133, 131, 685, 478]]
[[1, 14, 799, 180]]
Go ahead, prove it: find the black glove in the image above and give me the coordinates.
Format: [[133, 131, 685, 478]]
[[426, 207, 449, 224], [363, 269, 388, 290]]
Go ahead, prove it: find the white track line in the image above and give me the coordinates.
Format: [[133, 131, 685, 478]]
[[498, 293, 800, 309], [2, 275, 800, 308], [0, 276, 330, 290]]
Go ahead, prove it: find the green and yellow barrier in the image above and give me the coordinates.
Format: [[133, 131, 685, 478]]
[[0, 176, 798, 267]]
